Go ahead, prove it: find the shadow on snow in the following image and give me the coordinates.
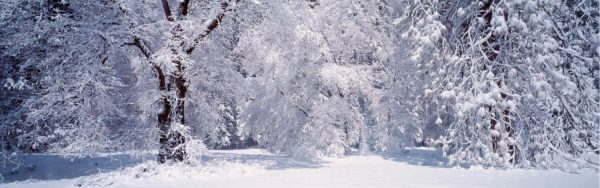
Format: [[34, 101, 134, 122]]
[[1, 148, 448, 183], [376, 147, 450, 168], [203, 151, 327, 170], [1, 153, 149, 183]]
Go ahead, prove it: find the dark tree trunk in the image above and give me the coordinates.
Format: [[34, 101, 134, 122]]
[[479, 0, 514, 161], [157, 70, 187, 163], [155, 0, 236, 163], [157, 83, 187, 163], [124, 27, 189, 163], [180, 0, 191, 17], [157, 22, 188, 163], [161, 0, 174, 21]]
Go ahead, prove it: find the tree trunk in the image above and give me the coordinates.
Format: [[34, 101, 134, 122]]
[[479, 0, 514, 161], [157, 22, 188, 163], [155, 0, 235, 163], [157, 72, 187, 163]]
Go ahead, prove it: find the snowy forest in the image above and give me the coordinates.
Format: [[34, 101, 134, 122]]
[[0, 0, 599, 187]]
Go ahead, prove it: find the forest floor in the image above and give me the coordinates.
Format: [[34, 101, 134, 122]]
[[1, 148, 598, 188]]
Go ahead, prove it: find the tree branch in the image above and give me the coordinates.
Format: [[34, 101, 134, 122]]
[[161, 0, 174, 21], [124, 36, 151, 59], [124, 36, 167, 90], [186, 0, 239, 55], [180, 0, 191, 17]]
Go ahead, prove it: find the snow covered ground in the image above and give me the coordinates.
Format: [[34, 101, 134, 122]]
[[1, 148, 598, 188]]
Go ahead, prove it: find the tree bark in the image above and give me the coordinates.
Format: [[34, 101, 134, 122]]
[[479, 0, 514, 161], [157, 22, 188, 163], [155, 0, 237, 163], [124, 32, 188, 163], [161, 0, 174, 21], [180, 0, 191, 17]]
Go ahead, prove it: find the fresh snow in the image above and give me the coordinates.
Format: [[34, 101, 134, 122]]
[[2, 148, 598, 188]]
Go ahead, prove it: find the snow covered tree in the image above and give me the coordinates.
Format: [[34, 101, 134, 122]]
[[235, 0, 397, 158], [518, 0, 600, 171], [402, 0, 599, 169], [1, 0, 247, 162], [0, 0, 129, 153], [1, 0, 596, 172], [119, 0, 243, 163]]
